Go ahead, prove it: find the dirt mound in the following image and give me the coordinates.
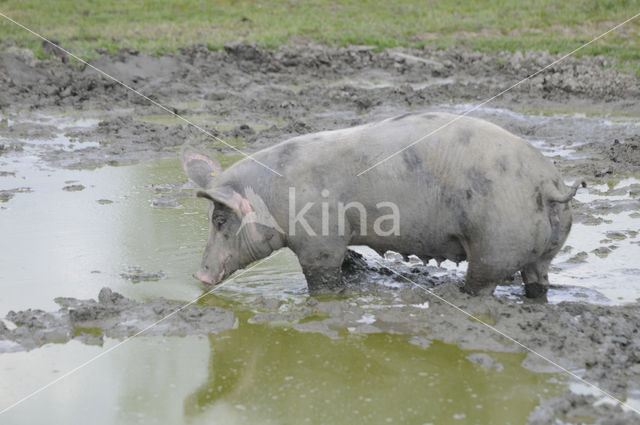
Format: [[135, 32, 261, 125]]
[[1, 43, 638, 112], [2, 43, 639, 170]]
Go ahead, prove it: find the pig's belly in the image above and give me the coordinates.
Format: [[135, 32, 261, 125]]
[[358, 232, 467, 263]]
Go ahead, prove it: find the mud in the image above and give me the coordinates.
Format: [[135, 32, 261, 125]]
[[1, 43, 640, 424], [0, 287, 236, 351], [1, 43, 640, 174], [610, 137, 640, 167], [0, 187, 31, 202]]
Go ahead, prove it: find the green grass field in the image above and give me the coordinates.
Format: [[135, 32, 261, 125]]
[[1, 0, 639, 74]]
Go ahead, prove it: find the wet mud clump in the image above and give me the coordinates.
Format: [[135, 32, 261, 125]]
[[609, 136, 640, 167], [0, 187, 32, 202], [0, 288, 237, 351]]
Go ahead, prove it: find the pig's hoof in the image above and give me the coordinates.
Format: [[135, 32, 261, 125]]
[[460, 284, 478, 296], [461, 282, 496, 297], [303, 266, 345, 295], [524, 282, 548, 298], [308, 285, 345, 296]]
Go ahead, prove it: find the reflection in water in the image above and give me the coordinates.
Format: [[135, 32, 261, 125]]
[[0, 322, 562, 425], [180, 306, 561, 425], [0, 158, 210, 315]]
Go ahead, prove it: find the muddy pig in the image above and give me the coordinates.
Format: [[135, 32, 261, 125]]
[[183, 112, 583, 298]]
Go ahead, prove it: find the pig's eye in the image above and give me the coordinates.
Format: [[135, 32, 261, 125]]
[[213, 216, 227, 229]]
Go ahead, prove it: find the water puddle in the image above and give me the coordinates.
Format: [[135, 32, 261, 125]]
[[0, 306, 564, 425], [0, 155, 208, 315], [527, 139, 590, 160], [552, 178, 640, 304], [5, 112, 101, 129]]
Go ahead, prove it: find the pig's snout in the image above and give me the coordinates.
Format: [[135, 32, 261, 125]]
[[193, 269, 213, 286], [193, 267, 225, 286]]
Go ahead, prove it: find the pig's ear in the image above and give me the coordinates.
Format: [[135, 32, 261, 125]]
[[197, 186, 253, 218], [182, 145, 223, 188]]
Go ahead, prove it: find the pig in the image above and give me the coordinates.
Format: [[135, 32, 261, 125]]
[[183, 112, 583, 298]]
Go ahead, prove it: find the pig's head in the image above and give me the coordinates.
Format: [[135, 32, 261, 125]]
[[182, 146, 284, 286]]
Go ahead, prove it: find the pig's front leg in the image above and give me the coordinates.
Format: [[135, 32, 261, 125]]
[[301, 264, 344, 294], [293, 242, 347, 294]]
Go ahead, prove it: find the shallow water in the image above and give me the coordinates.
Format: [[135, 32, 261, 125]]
[[0, 155, 206, 315], [0, 307, 563, 425], [553, 179, 640, 304]]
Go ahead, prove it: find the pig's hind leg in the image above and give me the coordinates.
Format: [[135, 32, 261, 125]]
[[521, 202, 572, 298], [520, 260, 551, 298]]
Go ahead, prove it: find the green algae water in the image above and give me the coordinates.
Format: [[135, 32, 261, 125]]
[[180, 309, 562, 425], [0, 309, 563, 425]]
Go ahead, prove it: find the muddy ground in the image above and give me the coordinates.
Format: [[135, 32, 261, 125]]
[[1, 43, 640, 424]]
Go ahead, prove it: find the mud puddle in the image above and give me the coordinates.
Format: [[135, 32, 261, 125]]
[[0, 307, 563, 425], [0, 155, 208, 315], [552, 178, 640, 304]]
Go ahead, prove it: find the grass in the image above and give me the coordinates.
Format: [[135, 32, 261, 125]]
[[0, 0, 639, 74]]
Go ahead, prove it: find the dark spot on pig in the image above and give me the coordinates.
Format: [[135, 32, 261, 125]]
[[273, 142, 300, 169], [390, 112, 414, 121], [515, 159, 526, 179], [310, 165, 331, 189], [535, 188, 544, 212], [339, 188, 357, 203], [279, 142, 298, 162], [466, 190, 473, 200], [495, 156, 508, 173], [402, 146, 423, 172], [458, 129, 472, 145], [553, 179, 561, 190], [359, 153, 370, 167], [466, 168, 492, 196], [457, 208, 473, 235], [442, 191, 473, 235]]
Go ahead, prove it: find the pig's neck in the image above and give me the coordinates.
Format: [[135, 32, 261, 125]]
[[239, 224, 282, 262]]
